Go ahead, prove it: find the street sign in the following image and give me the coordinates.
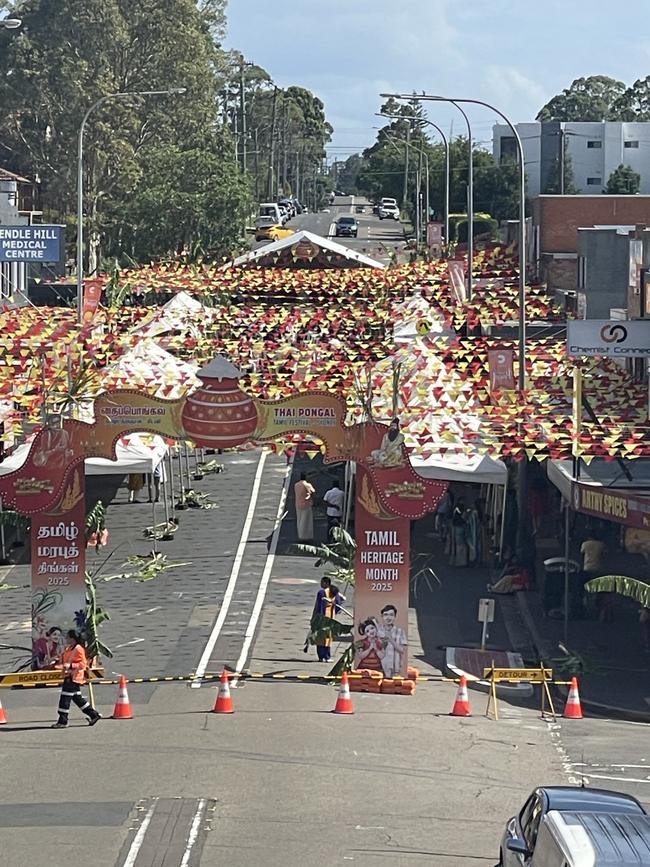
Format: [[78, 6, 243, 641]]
[[0, 225, 63, 263], [483, 667, 553, 682], [0, 667, 104, 688], [567, 319, 650, 358], [477, 598, 495, 623]]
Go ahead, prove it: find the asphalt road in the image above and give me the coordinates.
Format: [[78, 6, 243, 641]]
[[1, 452, 649, 864], [253, 195, 406, 264]]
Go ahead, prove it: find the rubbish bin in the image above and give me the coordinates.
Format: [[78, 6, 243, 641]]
[[543, 557, 581, 618]]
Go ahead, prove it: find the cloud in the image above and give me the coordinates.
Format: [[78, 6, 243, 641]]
[[482, 66, 547, 119]]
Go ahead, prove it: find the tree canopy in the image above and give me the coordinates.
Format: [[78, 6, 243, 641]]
[[0, 0, 333, 267], [537, 74, 650, 122], [605, 164, 641, 195]]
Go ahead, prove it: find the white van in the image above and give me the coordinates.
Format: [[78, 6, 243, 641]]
[[518, 810, 650, 866], [256, 202, 282, 227]]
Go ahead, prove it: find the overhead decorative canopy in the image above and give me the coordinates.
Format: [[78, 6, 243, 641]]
[[226, 230, 386, 270]]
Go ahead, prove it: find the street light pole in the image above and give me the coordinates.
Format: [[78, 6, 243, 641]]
[[0, 18, 21, 28], [382, 130, 429, 243], [76, 88, 186, 322]]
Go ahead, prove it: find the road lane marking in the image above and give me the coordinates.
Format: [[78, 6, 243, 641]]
[[328, 221, 336, 237], [122, 802, 156, 867], [231, 456, 293, 686], [180, 798, 207, 867], [115, 638, 146, 649], [192, 450, 267, 688], [350, 195, 355, 214]]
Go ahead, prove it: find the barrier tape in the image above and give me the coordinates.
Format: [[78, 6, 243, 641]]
[[0, 669, 575, 690]]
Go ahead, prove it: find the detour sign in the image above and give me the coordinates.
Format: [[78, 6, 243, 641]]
[[484, 667, 553, 682]]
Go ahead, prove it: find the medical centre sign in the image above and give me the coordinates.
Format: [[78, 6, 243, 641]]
[[0, 225, 62, 262]]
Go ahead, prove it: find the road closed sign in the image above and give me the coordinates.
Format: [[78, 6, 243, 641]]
[[0, 225, 63, 262], [567, 319, 650, 358]]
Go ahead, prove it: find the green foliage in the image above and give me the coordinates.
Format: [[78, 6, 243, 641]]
[[0, 0, 249, 263], [81, 570, 112, 660], [356, 129, 520, 225], [290, 525, 356, 588], [537, 76, 627, 121], [586, 574, 650, 607], [605, 164, 641, 195], [100, 552, 191, 582], [538, 74, 650, 123]]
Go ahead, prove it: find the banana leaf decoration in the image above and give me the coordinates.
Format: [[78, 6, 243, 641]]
[[304, 613, 353, 648], [585, 575, 650, 608]]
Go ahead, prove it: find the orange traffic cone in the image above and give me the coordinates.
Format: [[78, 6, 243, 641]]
[[563, 677, 583, 719], [212, 670, 234, 714], [450, 675, 472, 716], [112, 675, 133, 720], [332, 671, 354, 714], [0, 696, 6, 725]]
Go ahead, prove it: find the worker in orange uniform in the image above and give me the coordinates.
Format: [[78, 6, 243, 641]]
[[51, 630, 101, 729]]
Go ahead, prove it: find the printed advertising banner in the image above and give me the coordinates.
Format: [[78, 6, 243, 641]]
[[30, 469, 86, 667], [353, 467, 410, 678]]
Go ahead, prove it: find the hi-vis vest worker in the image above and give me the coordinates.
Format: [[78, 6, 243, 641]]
[[51, 630, 102, 729]]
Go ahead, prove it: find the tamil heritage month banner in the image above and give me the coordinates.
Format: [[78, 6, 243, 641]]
[[353, 466, 410, 678], [30, 468, 86, 668]]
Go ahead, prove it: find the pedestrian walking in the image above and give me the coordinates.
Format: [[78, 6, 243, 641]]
[[51, 630, 101, 729], [323, 479, 344, 539], [294, 472, 316, 540]]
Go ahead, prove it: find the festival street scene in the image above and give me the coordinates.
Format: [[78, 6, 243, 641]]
[[1, 2, 650, 865]]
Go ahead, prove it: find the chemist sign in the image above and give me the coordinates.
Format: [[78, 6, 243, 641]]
[[0, 225, 63, 262]]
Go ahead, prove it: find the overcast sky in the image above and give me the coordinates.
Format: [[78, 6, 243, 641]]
[[225, 0, 650, 161]]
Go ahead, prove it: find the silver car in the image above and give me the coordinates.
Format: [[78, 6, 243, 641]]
[[499, 786, 646, 865]]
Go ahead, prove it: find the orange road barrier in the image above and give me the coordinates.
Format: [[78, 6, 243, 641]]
[[0, 696, 6, 724], [332, 671, 354, 714], [212, 670, 234, 714], [563, 676, 583, 720], [111, 675, 133, 720], [348, 668, 382, 693], [450, 675, 472, 716]]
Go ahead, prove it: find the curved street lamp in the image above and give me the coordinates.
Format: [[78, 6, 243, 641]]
[[76, 88, 187, 320], [379, 125, 429, 243], [377, 110, 450, 250], [381, 93, 474, 298], [0, 18, 22, 29]]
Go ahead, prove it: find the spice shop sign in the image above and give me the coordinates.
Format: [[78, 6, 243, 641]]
[[572, 482, 650, 529]]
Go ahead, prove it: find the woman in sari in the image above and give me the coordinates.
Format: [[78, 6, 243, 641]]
[[315, 582, 346, 662], [353, 618, 385, 673]]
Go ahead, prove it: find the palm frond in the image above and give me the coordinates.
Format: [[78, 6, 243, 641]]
[[585, 575, 650, 608]]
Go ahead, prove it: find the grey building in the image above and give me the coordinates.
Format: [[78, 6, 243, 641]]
[[0, 168, 42, 305], [576, 225, 650, 319]]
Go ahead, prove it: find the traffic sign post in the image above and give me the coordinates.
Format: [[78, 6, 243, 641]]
[[483, 665, 557, 721], [477, 597, 495, 651]]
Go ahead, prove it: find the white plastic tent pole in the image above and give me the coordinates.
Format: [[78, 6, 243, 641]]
[[167, 450, 175, 508], [0, 496, 6, 561], [183, 443, 192, 491], [151, 497, 157, 554]]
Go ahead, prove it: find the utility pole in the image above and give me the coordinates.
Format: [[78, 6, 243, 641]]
[[402, 124, 410, 212], [268, 86, 279, 199], [253, 127, 260, 202], [239, 56, 247, 173], [281, 94, 288, 193], [559, 126, 565, 195]]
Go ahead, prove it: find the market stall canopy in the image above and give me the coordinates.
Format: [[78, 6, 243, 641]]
[[0, 434, 168, 478], [411, 452, 507, 485], [100, 338, 200, 399], [227, 231, 386, 270], [131, 290, 214, 339]]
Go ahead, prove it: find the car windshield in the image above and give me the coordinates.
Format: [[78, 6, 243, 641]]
[[338, 218, 355, 224]]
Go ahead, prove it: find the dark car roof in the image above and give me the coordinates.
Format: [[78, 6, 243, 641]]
[[337, 216, 357, 222], [541, 787, 646, 815]]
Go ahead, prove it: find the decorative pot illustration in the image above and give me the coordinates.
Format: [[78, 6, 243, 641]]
[[181, 356, 258, 449]]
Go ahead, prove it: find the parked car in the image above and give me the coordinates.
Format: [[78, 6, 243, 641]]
[[335, 216, 358, 238], [378, 202, 400, 220], [257, 202, 283, 225], [255, 218, 294, 242], [277, 198, 295, 219], [499, 786, 647, 866]]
